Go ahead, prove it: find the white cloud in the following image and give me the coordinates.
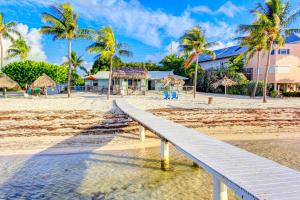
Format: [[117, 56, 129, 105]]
[[210, 41, 238, 50], [190, 1, 244, 18], [3, 23, 46, 66], [7, 0, 195, 48], [200, 21, 238, 41]]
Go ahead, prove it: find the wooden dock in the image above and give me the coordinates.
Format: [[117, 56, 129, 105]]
[[115, 99, 300, 200]]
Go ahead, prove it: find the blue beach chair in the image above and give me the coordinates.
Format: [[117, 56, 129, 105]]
[[171, 91, 178, 100], [164, 91, 170, 99]]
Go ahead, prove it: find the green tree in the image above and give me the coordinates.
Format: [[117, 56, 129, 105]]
[[6, 38, 31, 61], [91, 56, 123, 74], [225, 56, 244, 75], [2, 60, 68, 87], [239, 0, 300, 103], [87, 26, 132, 99], [124, 61, 160, 71], [40, 3, 92, 97], [180, 26, 217, 98], [236, 27, 268, 97], [0, 13, 20, 69], [63, 51, 88, 75]]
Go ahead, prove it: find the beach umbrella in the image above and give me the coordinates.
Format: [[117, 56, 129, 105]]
[[212, 76, 236, 95], [161, 75, 185, 88], [0, 74, 19, 98], [86, 75, 97, 81], [33, 73, 56, 96]]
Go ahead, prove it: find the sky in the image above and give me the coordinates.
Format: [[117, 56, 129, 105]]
[[0, 0, 299, 72]]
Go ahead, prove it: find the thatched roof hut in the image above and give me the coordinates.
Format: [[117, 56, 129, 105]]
[[112, 68, 148, 79], [161, 75, 185, 87], [0, 74, 19, 89], [33, 73, 56, 88], [212, 76, 236, 95]]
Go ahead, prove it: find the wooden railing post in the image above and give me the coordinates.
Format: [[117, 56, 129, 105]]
[[160, 139, 170, 170], [214, 176, 228, 200], [139, 125, 145, 141]]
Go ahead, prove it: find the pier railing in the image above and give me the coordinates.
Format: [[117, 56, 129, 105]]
[[115, 99, 300, 200]]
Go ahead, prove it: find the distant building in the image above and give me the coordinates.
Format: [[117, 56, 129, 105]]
[[199, 33, 300, 92], [84, 69, 188, 95]]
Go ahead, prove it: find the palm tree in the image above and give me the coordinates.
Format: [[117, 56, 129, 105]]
[[0, 13, 20, 69], [239, 0, 300, 103], [6, 38, 31, 61], [180, 26, 217, 98], [40, 3, 92, 97], [87, 26, 132, 100], [63, 51, 88, 75], [236, 27, 268, 97]]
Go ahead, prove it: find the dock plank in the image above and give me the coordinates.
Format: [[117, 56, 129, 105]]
[[115, 100, 300, 200]]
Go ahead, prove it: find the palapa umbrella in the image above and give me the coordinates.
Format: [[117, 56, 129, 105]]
[[212, 76, 236, 95], [161, 75, 185, 88], [33, 73, 56, 96], [0, 74, 19, 98]]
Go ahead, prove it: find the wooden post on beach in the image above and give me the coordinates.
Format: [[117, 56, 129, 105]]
[[213, 176, 228, 200], [139, 125, 145, 141], [160, 139, 170, 170]]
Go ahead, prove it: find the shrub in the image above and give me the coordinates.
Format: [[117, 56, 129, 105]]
[[282, 92, 300, 97], [2, 60, 68, 88], [270, 90, 279, 97]]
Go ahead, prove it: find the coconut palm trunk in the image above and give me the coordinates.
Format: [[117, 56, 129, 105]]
[[263, 42, 273, 103], [252, 51, 261, 97], [107, 55, 113, 100], [67, 38, 72, 98], [193, 55, 199, 99], [0, 34, 3, 69]]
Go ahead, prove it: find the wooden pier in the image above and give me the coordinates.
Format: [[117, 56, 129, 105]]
[[115, 99, 300, 200]]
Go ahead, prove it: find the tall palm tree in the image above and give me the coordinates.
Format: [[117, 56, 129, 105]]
[[40, 3, 92, 97], [180, 26, 217, 98], [63, 51, 88, 75], [87, 26, 132, 100], [0, 13, 20, 69], [236, 27, 268, 97], [6, 38, 31, 61], [239, 0, 300, 103]]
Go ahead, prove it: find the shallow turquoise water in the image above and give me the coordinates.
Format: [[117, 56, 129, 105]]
[[0, 147, 219, 200]]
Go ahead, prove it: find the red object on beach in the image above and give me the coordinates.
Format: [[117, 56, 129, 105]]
[[86, 75, 96, 81]]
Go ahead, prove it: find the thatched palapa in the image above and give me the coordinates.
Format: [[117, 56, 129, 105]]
[[161, 75, 185, 87], [33, 73, 56, 88], [0, 74, 19, 89], [112, 68, 148, 79], [213, 76, 236, 95]]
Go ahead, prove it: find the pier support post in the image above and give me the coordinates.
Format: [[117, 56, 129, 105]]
[[160, 139, 170, 170], [213, 177, 228, 200], [139, 125, 145, 141]]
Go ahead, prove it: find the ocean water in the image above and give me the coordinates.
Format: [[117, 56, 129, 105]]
[[0, 146, 231, 200]]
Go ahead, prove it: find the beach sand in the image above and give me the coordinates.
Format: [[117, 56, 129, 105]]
[[0, 92, 299, 171], [1, 92, 299, 199]]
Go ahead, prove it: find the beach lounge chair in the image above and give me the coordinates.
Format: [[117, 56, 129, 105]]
[[164, 91, 170, 99], [171, 91, 178, 100]]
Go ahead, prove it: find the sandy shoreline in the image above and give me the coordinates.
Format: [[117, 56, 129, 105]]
[[1, 92, 300, 171]]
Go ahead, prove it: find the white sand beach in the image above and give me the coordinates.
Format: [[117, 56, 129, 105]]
[[0, 92, 300, 170]]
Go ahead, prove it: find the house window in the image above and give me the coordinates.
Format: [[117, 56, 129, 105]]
[[271, 50, 275, 55], [278, 49, 290, 55], [93, 81, 98, 87], [128, 79, 133, 86]]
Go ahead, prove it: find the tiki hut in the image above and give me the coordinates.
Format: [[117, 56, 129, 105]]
[[161, 75, 185, 88], [33, 74, 56, 96], [0, 74, 19, 98], [212, 76, 236, 95], [112, 68, 148, 95]]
